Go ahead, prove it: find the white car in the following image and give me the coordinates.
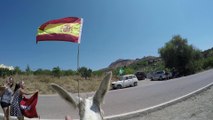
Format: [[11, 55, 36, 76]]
[[111, 74, 138, 89]]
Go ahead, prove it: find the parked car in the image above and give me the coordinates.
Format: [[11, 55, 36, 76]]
[[150, 70, 172, 81], [165, 71, 173, 79], [150, 70, 166, 81], [111, 74, 138, 89], [135, 72, 146, 80]]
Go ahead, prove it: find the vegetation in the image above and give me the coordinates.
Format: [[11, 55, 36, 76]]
[[110, 35, 212, 76], [78, 67, 92, 79], [52, 66, 62, 78], [159, 35, 202, 75], [0, 66, 100, 94], [0, 74, 102, 94], [129, 58, 165, 74], [202, 56, 213, 69], [0, 68, 15, 78]]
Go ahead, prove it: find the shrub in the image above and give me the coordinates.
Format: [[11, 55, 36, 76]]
[[52, 66, 61, 78], [203, 56, 213, 69]]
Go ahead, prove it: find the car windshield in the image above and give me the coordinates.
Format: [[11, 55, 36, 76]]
[[119, 76, 124, 81], [119, 76, 128, 81]]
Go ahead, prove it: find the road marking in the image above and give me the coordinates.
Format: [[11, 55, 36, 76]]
[[105, 81, 213, 119]]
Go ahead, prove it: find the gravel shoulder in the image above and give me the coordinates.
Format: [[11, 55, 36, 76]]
[[128, 85, 213, 120]]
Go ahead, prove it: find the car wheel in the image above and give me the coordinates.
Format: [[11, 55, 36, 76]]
[[112, 87, 116, 89], [134, 82, 138, 86], [117, 85, 122, 89]]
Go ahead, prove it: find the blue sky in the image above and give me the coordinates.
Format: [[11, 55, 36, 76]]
[[0, 0, 213, 71]]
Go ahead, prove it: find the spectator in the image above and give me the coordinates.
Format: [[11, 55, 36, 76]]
[[10, 81, 38, 120], [0, 77, 14, 120]]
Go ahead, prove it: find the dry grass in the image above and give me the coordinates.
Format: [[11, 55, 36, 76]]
[[0, 75, 103, 94]]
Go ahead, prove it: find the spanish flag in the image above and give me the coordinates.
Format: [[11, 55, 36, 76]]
[[36, 17, 83, 44], [20, 92, 39, 118]]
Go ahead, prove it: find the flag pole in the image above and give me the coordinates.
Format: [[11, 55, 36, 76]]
[[77, 18, 83, 100], [77, 44, 80, 99]]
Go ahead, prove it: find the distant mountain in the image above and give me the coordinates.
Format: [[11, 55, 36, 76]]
[[108, 59, 134, 69], [108, 56, 160, 69]]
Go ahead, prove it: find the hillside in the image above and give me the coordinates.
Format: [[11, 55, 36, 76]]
[[108, 47, 213, 69], [108, 59, 134, 69], [202, 47, 213, 58], [108, 56, 160, 69]]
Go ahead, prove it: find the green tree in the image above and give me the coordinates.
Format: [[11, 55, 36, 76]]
[[159, 35, 202, 75], [34, 68, 42, 75], [92, 70, 104, 77], [114, 66, 134, 76], [14, 66, 22, 74], [203, 56, 213, 69], [34, 69, 51, 75], [0, 68, 7, 78], [52, 66, 61, 78], [62, 69, 76, 76], [0, 68, 15, 78], [25, 65, 32, 75], [123, 67, 134, 74], [78, 67, 92, 79]]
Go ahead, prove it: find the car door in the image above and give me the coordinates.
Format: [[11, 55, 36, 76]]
[[127, 76, 133, 86], [123, 76, 129, 87]]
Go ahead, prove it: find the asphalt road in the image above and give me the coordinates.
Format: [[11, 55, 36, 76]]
[[1, 69, 213, 119]]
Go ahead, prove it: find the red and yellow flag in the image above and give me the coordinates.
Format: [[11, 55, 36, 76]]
[[20, 92, 39, 118], [36, 17, 83, 44]]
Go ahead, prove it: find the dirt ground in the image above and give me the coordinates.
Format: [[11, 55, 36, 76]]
[[129, 85, 213, 120]]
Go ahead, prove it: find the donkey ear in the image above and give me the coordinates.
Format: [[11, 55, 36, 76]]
[[50, 83, 80, 109], [93, 71, 112, 105]]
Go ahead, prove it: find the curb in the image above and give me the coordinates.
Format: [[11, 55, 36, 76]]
[[1, 82, 213, 120]]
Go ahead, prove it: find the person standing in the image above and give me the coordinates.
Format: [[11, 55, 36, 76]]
[[10, 81, 38, 120], [0, 77, 14, 120]]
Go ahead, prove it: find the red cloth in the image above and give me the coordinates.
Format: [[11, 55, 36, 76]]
[[20, 92, 39, 118]]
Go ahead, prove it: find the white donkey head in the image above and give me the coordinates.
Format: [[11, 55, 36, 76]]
[[51, 72, 112, 120]]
